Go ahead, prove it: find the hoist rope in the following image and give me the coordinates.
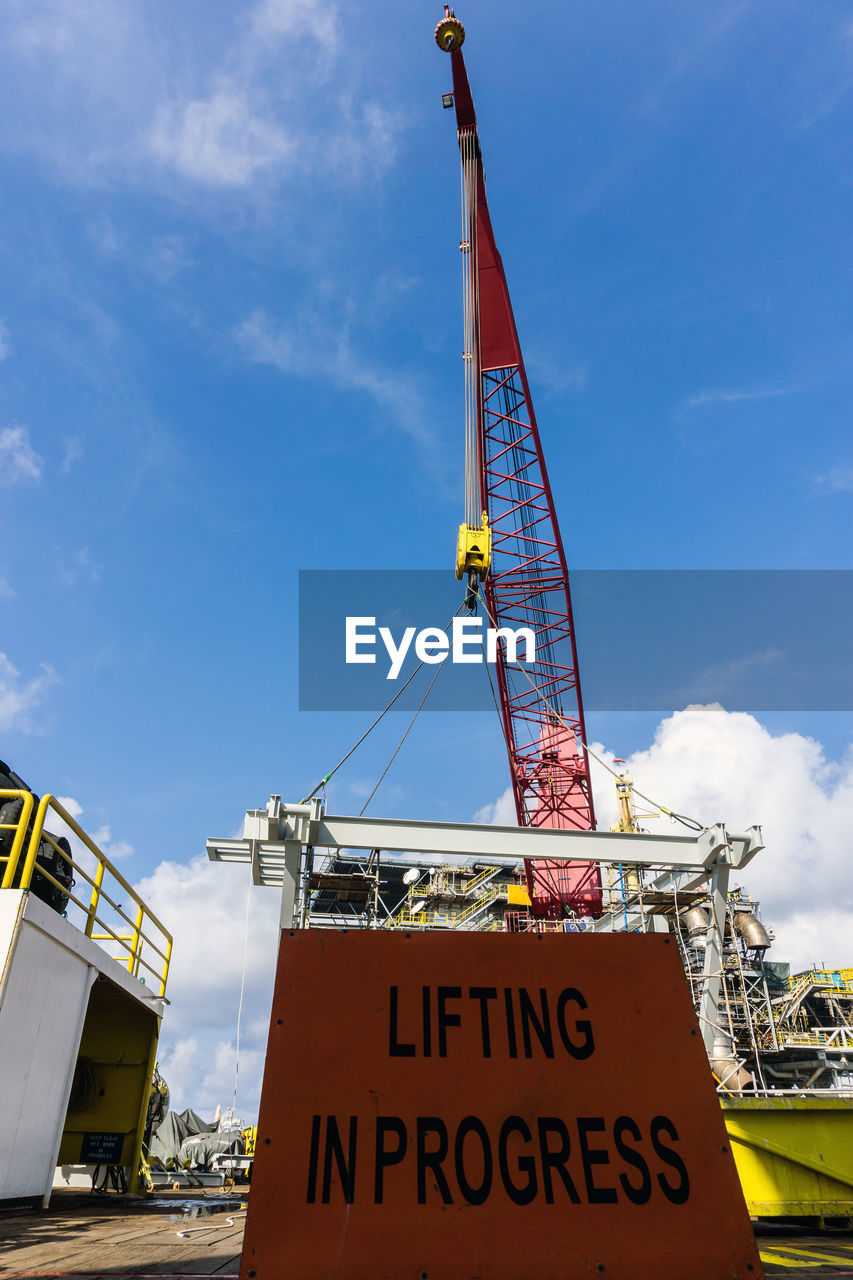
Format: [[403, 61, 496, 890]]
[[231, 876, 252, 1119], [474, 588, 705, 832], [460, 126, 480, 529], [316, 622, 453, 880], [300, 604, 464, 805]]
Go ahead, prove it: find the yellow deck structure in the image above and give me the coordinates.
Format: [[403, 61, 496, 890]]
[[722, 1096, 853, 1222]]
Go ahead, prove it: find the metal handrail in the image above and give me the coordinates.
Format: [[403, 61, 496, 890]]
[[0, 790, 172, 997], [462, 865, 500, 896], [790, 967, 853, 993], [453, 881, 511, 926], [782, 1028, 853, 1048], [391, 908, 455, 928]]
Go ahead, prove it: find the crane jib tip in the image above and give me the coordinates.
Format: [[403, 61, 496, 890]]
[[434, 7, 465, 52]]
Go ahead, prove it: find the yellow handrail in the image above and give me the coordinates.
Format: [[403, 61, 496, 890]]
[[453, 882, 511, 926], [0, 790, 172, 997], [0, 789, 35, 889], [789, 967, 853, 993], [462, 865, 500, 896]]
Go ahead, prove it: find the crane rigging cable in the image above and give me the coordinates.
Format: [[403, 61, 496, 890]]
[[300, 604, 465, 805], [320, 649, 451, 878]]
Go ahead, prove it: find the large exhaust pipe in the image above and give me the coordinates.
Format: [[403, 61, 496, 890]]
[[733, 911, 771, 952]]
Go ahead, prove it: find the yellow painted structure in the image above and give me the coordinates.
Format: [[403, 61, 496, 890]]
[[455, 512, 491, 581], [722, 1096, 853, 1221], [58, 976, 160, 1173]]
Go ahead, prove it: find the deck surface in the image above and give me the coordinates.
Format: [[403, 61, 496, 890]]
[[2, 1190, 853, 1276], [0, 1189, 245, 1277], [756, 1226, 853, 1276]]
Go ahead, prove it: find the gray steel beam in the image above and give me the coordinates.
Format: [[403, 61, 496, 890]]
[[208, 803, 758, 875], [315, 814, 705, 865], [208, 802, 763, 885]]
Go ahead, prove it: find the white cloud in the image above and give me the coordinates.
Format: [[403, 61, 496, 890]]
[[87, 213, 122, 255], [588, 706, 853, 971], [157, 1031, 269, 1122], [811, 465, 853, 496], [676, 384, 799, 414], [55, 795, 83, 820], [0, 0, 157, 181], [90, 824, 134, 861], [54, 546, 100, 588], [475, 708, 853, 974], [795, 18, 853, 131], [0, 0, 391, 199], [5, 0, 95, 56], [149, 89, 294, 188], [147, 80, 394, 191], [59, 435, 84, 474], [0, 652, 57, 732], [474, 788, 517, 826], [238, 308, 437, 451], [525, 345, 588, 396], [0, 424, 43, 485], [156, 1037, 202, 1111], [251, 0, 338, 51], [44, 797, 134, 871], [0, 321, 10, 361], [0, 0, 394, 206], [146, 236, 193, 283], [0, 576, 13, 600], [135, 854, 280, 1117]]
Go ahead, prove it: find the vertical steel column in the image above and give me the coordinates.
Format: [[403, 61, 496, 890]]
[[699, 864, 730, 1058], [127, 1015, 162, 1196], [279, 842, 302, 932]]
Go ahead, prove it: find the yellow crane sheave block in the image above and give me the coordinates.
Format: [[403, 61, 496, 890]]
[[455, 515, 491, 581]]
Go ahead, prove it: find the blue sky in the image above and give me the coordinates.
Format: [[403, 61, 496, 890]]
[[2, 0, 852, 1113]]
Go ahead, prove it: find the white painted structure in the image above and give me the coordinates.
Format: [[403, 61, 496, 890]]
[[0, 889, 166, 1206]]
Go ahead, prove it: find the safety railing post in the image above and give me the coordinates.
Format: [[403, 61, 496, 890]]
[[160, 937, 172, 998], [85, 860, 106, 937], [130, 904, 144, 976], [19, 796, 50, 890]]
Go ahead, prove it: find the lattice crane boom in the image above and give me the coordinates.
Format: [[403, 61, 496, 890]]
[[436, 9, 602, 919]]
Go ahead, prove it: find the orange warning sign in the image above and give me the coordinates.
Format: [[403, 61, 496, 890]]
[[241, 931, 763, 1280]]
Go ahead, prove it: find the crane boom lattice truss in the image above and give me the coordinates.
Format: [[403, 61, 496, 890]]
[[448, 42, 601, 918]]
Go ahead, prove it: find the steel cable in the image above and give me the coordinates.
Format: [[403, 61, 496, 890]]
[[300, 604, 464, 804]]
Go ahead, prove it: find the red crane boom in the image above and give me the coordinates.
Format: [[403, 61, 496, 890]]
[[436, 10, 602, 919]]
